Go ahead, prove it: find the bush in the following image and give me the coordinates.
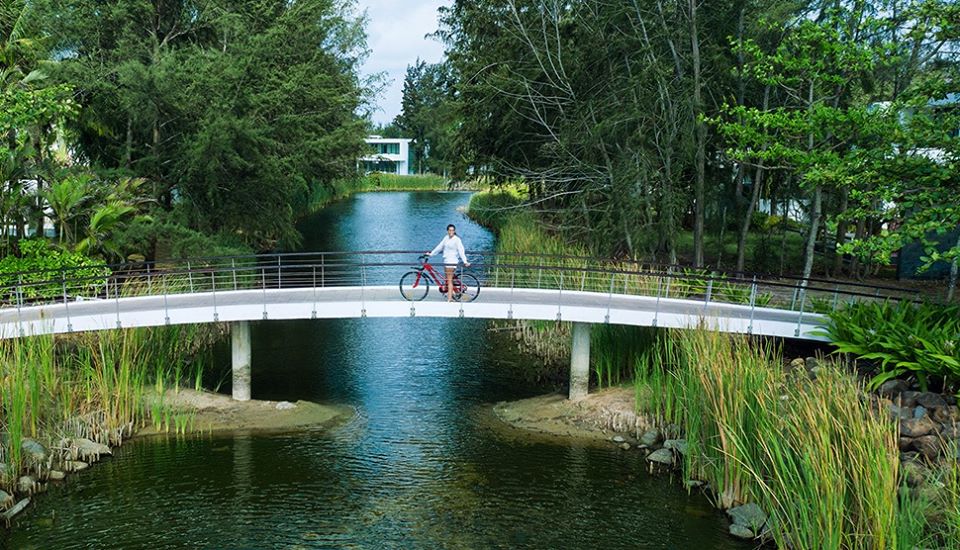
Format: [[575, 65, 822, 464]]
[[0, 239, 110, 300]]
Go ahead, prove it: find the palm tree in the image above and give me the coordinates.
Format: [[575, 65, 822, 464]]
[[42, 174, 90, 244]]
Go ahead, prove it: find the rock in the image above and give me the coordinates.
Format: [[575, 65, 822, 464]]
[[946, 395, 958, 406], [0, 490, 12, 509], [914, 406, 928, 419], [640, 429, 661, 447], [48, 470, 65, 481], [940, 423, 960, 439], [804, 357, 820, 370], [16, 476, 35, 495], [20, 438, 47, 463], [902, 460, 928, 488], [619, 442, 631, 451], [1, 498, 29, 521], [728, 502, 768, 532], [878, 379, 909, 398], [646, 448, 674, 466], [729, 524, 756, 539], [275, 401, 297, 411], [72, 438, 112, 461], [901, 417, 937, 438], [64, 460, 89, 473], [933, 407, 960, 424], [788, 357, 805, 370], [912, 435, 943, 461], [612, 435, 625, 443], [900, 391, 920, 408], [901, 451, 920, 462], [886, 404, 910, 420], [917, 392, 948, 409], [899, 437, 916, 452], [663, 423, 683, 439], [663, 439, 688, 456]]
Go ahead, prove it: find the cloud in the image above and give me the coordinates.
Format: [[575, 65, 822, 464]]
[[355, 0, 450, 124]]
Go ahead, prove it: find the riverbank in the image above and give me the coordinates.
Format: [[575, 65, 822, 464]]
[[307, 173, 476, 212], [139, 389, 355, 436]]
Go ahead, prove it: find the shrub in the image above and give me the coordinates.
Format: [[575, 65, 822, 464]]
[[0, 239, 110, 300]]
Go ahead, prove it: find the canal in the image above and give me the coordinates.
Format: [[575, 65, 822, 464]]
[[4, 192, 744, 549]]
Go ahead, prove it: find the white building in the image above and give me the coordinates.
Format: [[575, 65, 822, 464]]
[[358, 136, 414, 175]]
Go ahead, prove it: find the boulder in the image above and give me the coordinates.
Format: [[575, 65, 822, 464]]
[[729, 524, 755, 539], [899, 437, 916, 452], [886, 404, 910, 420], [913, 406, 928, 419], [878, 379, 909, 398], [20, 438, 47, 463], [63, 460, 89, 473], [0, 489, 12, 509], [16, 476, 35, 495], [646, 449, 674, 466], [1, 498, 29, 522], [663, 439, 688, 456], [640, 429, 660, 447], [940, 423, 960, 440], [901, 417, 936, 438], [728, 502, 768, 532], [48, 470, 65, 481], [72, 438, 112, 462], [933, 407, 960, 424], [917, 392, 948, 409], [804, 357, 820, 370], [912, 435, 943, 461], [900, 391, 920, 408], [788, 357, 806, 370]]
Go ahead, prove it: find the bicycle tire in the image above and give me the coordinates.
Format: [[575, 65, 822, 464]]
[[453, 273, 480, 303], [399, 271, 429, 301]]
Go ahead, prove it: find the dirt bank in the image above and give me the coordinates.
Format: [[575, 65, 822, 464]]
[[491, 386, 652, 442], [139, 389, 355, 436]]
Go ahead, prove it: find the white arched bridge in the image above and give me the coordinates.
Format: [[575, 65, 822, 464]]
[[0, 251, 914, 400]]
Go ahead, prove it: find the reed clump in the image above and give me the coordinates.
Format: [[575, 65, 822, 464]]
[[633, 328, 949, 548], [0, 325, 215, 494]]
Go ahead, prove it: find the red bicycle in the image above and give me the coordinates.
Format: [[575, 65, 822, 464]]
[[399, 254, 480, 302]]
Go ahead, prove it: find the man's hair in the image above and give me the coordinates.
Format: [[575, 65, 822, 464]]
[[447, 224, 456, 232]]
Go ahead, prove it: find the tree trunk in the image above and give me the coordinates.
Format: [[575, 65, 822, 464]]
[[831, 191, 849, 275], [948, 231, 960, 302], [690, 0, 705, 268], [735, 165, 764, 273], [801, 185, 822, 285]]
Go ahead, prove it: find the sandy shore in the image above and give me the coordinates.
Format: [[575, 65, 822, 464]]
[[491, 386, 651, 442], [138, 389, 355, 436]]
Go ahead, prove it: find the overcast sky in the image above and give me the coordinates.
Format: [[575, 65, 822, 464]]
[[356, 0, 450, 125]]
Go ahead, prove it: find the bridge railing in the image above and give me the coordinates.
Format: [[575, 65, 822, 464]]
[[0, 250, 922, 317]]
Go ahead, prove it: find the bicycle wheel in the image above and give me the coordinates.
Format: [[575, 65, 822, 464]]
[[399, 271, 429, 301], [453, 273, 480, 302]]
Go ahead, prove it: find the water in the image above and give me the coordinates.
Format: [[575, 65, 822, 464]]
[[3, 192, 744, 549]]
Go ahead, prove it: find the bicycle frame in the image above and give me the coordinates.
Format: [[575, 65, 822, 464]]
[[416, 258, 463, 292]]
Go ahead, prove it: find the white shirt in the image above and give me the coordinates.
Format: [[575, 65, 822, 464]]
[[430, 235, 469, 265]]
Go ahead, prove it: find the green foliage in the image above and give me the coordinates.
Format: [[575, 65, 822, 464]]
[[819, 301, 960, 391], [0, 239, 110, 299]]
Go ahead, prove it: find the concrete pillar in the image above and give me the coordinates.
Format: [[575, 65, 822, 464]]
[[232, 321, 251, 401], [569, 322, 591, 400]]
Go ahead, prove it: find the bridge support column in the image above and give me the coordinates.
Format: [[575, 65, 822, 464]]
[[569, 322, 590, 400], [232, 321, 251, 401]]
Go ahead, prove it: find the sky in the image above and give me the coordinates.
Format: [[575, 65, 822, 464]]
[[356, 0, 450, 125]]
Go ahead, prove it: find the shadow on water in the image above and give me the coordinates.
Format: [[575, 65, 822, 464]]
[[3, 192, 747, 549]]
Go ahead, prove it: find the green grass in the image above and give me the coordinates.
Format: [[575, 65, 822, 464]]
[[308, 173, 451, 211]]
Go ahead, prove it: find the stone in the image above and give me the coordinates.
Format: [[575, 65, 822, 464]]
[[912, 435, 943, 461], [48, 470, 65, 481], [16, 476, 35, 495], [275, 401, 297, 411], [886, 404, 910, 420], [646, 449, 674, 466], [933, 407, 960, 424], [20, 438, 47, 463], [914, 406, 928, 419], [940, 423, 960, 439], [728, 502, 768, 532], [72, 438, 112, 461], [663, 423, 683, 439], [878, 379, 909, 398], [901, 417, 936, 438], [946, 395, 958, 406], [0, 489, 12, 509], [663, 439, 688, 456], [901, 460, 927, 488], [804, 357, 820, 370], [788, 357, 805, 370], [64, 461, 89, 473], [640, 429, 660, 447], [900, 391, 920, 408], [729, 524, 755, 539], [619, 442, 631, 451], [917, 392, 948, 409], [612, 435, 625, 443], [899, 437, 916, 452], [1, 498, 29, 522]]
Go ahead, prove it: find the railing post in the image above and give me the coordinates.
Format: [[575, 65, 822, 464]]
[[114, 273, 122, 329], [277, 255, 282, 289], [163, 269, 170, 325], [556, 270, 563, 322], [16, 273, 24, 336], [360, 264, 367, 317], [261, 267, 268, 320], [187, 261, 194, 293], [508, 269, 515, 320], [232, 259, 237, 291], [653, 276, 662, 328], [61, 269, 73, 333], [147, 263, 153, 294], [211, 271, 218, 322], [311, 266, 318, 319], [795, 292, 806, 338], [748, 276, 757, 335], [537, 265, 543, 289], [604, 271, 615, 324], [832, 284, 840, 311]]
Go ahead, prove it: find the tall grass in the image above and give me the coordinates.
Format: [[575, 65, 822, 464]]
[[634, 328, 909, 548], [0, 324, 216, 492], [308, 173, 450, 211]]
